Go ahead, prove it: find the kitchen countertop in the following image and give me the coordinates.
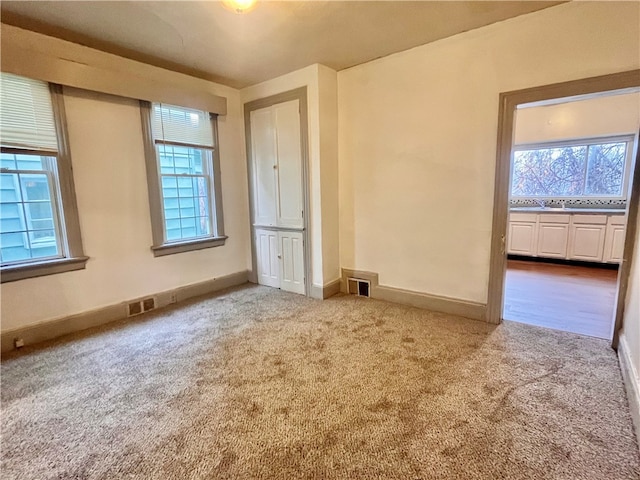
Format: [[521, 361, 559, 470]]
[[510, 207, 625, 214]]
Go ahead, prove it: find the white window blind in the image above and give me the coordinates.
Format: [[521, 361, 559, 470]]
[[0, 73, 58, 152], [151, 103, 214, 147]]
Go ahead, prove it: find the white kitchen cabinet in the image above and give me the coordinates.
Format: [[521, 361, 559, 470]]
[[568, 215, 607, 262], [537, 221, 569, 258], [507, 211, 625, 264], [254, 228, 305, 294], [507, 213, 537, 255], [603, 215, 626, 263]]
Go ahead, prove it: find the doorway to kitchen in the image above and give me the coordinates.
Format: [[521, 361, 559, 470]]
[[486, 70, 640, 347], [502, 94, 638, 339]]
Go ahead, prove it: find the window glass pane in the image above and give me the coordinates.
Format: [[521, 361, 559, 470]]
[[16, 154, 45, 171], [28, 230, 58, 258], [20, 174, 51, 201], [0, 154, 62, 264], [512, 146, 587, 197], [158, 145, 175, 174], [1, 173, 22, 202], [158, 145, 213, 243], [0, 153, 16, 170], [1, 232, 31, 263], [585, 143, 626, 196]]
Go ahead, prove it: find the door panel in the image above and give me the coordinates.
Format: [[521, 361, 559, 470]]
[[279, 230, 305, 294], [569, 225, 606, 262], [508, 222, 537, 255], [569, 224, 606, 261], [255, 228, 279, 288], [274, 100, 304, 229], [537, 223, 569, 258], [604, 224, 625, 263], [250, 108, 278, 226]]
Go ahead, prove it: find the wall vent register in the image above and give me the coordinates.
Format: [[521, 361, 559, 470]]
[[348, 278, 371, 297]]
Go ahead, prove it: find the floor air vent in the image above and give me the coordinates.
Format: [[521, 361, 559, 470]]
[[348, 277, 370, 297]]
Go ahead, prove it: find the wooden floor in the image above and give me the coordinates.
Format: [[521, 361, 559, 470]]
[[503, 259, 618, 339]]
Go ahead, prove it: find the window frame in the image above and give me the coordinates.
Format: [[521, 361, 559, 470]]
[[510, 134, 635, 200], [1, 83, 87, 283], [140, 101, 226, 257]]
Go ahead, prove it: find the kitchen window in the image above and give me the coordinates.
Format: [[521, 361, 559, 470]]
[[140, 102, 226, 256], [511, 136, 635, 198], [0, 73, 87, 283]]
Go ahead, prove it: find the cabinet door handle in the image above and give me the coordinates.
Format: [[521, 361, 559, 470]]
[[277, 254, 282, 259]]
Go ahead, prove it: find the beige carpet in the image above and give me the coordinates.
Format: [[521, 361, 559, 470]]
[[1, 285, 639, 479]]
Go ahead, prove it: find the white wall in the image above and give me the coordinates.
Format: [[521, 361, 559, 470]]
[[338, 1, 640, 304], [0, 33, 251, 333], [515, 92, 640, 145], [241, 64, 340, 290]]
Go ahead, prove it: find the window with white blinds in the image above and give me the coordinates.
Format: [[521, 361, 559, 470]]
[[0, 73, 59, 152], [0, 72, 86, 282], [142, 102, 225, 256], [151, 103, 214, 148]]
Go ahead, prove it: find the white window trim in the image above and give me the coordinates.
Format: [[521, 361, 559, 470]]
[[140, 101, 226, 257], [1, 84, 88, 283], [511, 134, 636, 201]]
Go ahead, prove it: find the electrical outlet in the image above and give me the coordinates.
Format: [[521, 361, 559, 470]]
[[142, 297, 155, 312], [169, 293, 177, 304], [14, 338, 24, 349]]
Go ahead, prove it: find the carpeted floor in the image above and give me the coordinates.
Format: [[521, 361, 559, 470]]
[[1, 285, 639, 479]]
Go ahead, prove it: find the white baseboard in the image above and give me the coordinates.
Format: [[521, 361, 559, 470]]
[[618, 333, 640, 447], [340, 268, 486, 321], [1, 270, 249, 354], [310, 279, 342, 299]]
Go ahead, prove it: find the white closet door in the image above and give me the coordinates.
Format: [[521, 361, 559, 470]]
[[278, 231, 305, 294], [274, 100, 304, 229], [255, 228, 280, 288], [250, 108, 278, 226]]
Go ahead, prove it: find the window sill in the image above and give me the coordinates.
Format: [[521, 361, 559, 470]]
[[151, 236, 228, 257], [1, 256, 89, 283]]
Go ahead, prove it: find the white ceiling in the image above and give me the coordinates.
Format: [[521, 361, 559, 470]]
[[1, 1, 563, 89]]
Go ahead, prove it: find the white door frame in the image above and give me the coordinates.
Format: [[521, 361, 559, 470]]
[[244, 88, 311, 296], [486, 70, 640, 349]]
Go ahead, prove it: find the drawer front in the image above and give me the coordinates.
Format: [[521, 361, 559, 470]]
[[538, 214, 570, 224], [572, 214, 607, 225], [509, 213, 537, 223], [608, 214, 626, 226]]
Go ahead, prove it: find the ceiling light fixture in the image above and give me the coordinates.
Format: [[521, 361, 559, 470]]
[[222, 0, 258, 14]]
